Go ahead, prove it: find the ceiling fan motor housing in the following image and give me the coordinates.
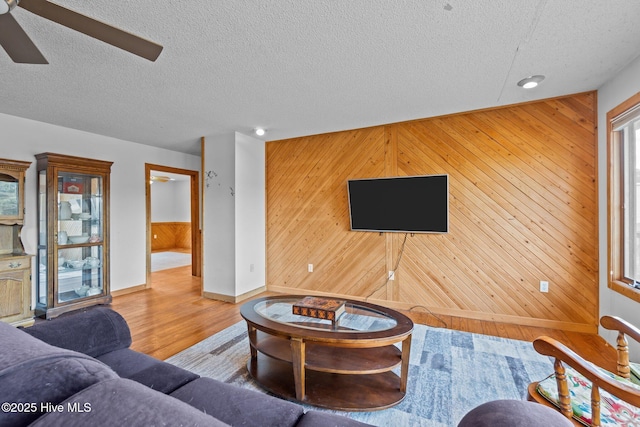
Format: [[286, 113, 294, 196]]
[[1, 0, 18, 14]]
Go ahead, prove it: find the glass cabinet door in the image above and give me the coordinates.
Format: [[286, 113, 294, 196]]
[[37, 169, 47, 307], [0, 173, 19, 219], [55, 172, 105, 303]]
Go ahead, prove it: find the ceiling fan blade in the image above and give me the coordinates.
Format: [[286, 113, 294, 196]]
[[18, 0, 163, 61], [0, 13, 48, 63]]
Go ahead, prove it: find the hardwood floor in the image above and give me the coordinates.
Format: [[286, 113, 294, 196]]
[[112, 265, 243, 360], [112, 265, 616, 371]]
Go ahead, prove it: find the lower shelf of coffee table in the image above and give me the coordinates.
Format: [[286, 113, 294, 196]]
[[254, 330, 402, 374], [248, 352, 406, 411]]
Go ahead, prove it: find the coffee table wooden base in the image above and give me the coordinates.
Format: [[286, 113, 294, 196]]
[[248, 352, 406, 411]]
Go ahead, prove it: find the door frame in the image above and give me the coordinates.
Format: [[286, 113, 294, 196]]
[[145, 163, 201, 287]]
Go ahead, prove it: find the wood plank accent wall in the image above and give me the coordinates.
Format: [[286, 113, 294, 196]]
[[151, 222, 192, 251], [266, 92, 598, 332]]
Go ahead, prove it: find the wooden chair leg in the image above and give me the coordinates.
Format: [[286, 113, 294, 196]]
[[554, 359, 573, 419], [616, 331, 631, 379]]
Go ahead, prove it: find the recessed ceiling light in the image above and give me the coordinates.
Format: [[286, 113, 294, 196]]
[[517, 75, 545, 89], [254, 128, 266, 136]]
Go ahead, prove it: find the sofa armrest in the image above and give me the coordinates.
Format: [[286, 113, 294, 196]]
[[0, 320, 120, 427], [22, 307, 132, 357]]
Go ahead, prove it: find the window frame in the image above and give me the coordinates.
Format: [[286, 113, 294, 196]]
[[608, 91, 640, 302]]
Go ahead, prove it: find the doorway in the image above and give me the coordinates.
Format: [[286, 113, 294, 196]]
[[145, 164, 201, 288]]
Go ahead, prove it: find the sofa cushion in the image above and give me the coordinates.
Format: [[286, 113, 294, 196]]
[[29, 378, 230, 427], [0, 321, 119, 427], [21, 307, 132, 358], [170, 377, 305, 427], [630, 361, 640, 385], [97, 348, 199, 394]]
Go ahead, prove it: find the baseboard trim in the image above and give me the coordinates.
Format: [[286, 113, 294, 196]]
[[267, 285, 598, 334], [203, 286, 267, 304], [111, 284, 148, 297]]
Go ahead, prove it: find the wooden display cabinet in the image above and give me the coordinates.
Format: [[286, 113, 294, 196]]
[[0, 158, 34, 326], [35, 153, 113, 319]]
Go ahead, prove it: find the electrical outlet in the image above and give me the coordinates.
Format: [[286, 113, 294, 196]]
[[250, 264, 254, 272], [539, 280, 549, 293], [389, 271, 395, 281], [308, 264, 313, 273]]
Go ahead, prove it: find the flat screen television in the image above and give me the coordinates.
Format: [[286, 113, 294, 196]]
[[347, 174, 449, 233]]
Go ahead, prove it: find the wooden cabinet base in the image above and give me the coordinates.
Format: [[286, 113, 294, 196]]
[[248, 352, 406, 411], [9, 317, 35, 327], [0, 255, 33, 326], [35, 295, 112, 320]]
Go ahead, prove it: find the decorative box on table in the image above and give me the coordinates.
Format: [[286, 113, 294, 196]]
[[292, 296, 346, 325]]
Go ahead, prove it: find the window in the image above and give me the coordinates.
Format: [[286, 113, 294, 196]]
[[608, 92, 640, 301]]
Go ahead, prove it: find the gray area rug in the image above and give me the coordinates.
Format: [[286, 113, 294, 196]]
[[166, 321, 554, 426], [151, 251, 191, 272]]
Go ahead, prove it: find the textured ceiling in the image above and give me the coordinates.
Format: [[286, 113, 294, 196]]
[[2, 0, 640, 155]]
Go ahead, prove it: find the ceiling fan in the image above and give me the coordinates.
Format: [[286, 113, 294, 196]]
[[0, 0, 163, 64]]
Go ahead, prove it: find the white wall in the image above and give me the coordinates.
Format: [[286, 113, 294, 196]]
[[202, 133, 237, 297], [202, 132, 265, 298], [235, 132, 266, 295], [0, 113, 200, 295], [151, 180, 191, 222], [598, 54, 640, 352]]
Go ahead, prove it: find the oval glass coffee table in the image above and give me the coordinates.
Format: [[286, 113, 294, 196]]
[[240, 295, 414, 411]]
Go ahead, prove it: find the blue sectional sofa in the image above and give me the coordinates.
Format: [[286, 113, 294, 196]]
[[0, 307, 370, 427]]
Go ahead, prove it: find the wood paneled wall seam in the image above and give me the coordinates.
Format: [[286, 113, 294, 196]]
[[266, 92, 598, 332]]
